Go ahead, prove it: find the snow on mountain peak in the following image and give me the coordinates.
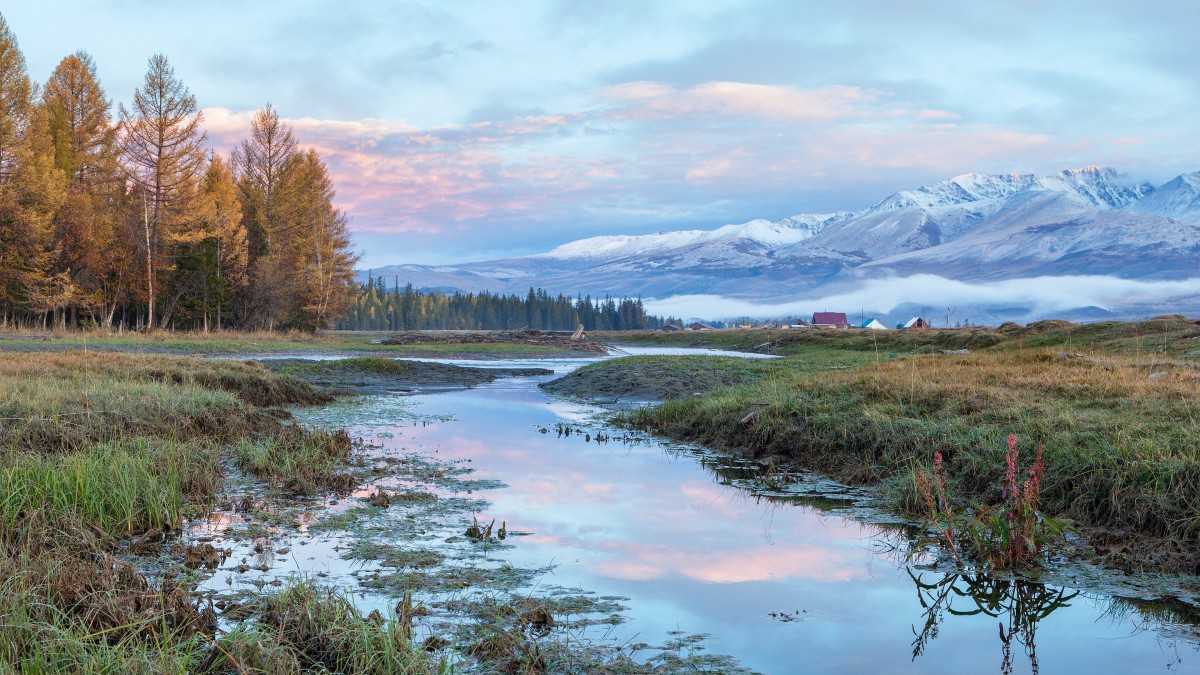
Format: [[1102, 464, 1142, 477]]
[[1129, 171, 1200, 223], [869, 166, 1153, 212], [539, 230, 712, 259], [1039, 166, 1153, 208], [538, 212, 849, 260], [870, 172, 1038, 211]]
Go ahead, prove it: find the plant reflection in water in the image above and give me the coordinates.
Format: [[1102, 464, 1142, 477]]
[[909, 568, 1078, 674]]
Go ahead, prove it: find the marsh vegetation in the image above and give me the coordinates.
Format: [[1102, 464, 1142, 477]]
[[609, 316, 1200, 572]]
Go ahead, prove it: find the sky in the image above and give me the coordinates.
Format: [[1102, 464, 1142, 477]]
[[7, 1, 1199, 268]]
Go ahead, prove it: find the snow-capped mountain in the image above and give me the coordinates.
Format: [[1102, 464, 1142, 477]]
[[1130, 172, 1200, 224], [362, 167, 1200, 319], [537, 211, 853, 261]]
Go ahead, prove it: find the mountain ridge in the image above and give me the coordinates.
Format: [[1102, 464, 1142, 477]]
[[361, 166, 1200, 320]]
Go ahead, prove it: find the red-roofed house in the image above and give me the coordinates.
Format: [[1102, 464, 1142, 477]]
[[812, 312, 850, 328]]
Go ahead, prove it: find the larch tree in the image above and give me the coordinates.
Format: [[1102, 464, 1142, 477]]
[[274, 149, 358, 330], [117, 53, 207, 329], [0, 13, 49, 325], [232, 104, 298, 328], [0, 103, 66, 327], [44, 50, 122, 326], [0, 12, 31, 184], [233, 103, 296, 255]]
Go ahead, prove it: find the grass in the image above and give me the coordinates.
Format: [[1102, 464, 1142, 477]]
[[612, 317, 1200, 572], [0, 349, 447, 673], [541, 351, 880, 403], [275, 356, 416, 376], [0, 328, 569, 357], [232, 427, 357, 494], [0, 351, 329, 454], [596, 324, 1008, 356], [211, 578, 446, 674], [0, 437, 220, 536]]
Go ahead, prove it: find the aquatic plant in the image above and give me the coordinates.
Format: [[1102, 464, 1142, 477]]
[[211, 578, 443, 674], [914, 435, 1070, 570]]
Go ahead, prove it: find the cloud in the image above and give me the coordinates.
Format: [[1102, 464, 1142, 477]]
[[643, 275, 1200, 320], [199, 87, 1172, 267], [605, 81, 880, 122]]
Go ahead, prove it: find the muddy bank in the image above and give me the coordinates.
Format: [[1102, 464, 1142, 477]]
[[264, 356, 554, 393], [379, 329, 609, 354], [540, 355, 775, 403]]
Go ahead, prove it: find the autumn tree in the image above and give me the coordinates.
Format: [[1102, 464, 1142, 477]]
[[43, 50, 123, 326], [0, 12, 31, 184], [0, 13, 57, 326], [232, 105, 357, 331], [118, 53, 206, 329], [271, 149, 358, 330], [0, 104, 66, 327], [233, 103, 296, 256]]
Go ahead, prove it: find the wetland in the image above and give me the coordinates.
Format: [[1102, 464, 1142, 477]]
[[2, 324, 1199, 673]]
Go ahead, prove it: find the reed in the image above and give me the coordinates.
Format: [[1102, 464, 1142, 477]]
[[0, 437, 220, 536]]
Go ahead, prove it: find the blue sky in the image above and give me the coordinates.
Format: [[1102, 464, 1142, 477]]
[[7, 1, 1198, 267]]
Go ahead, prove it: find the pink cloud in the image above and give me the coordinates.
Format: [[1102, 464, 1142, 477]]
[[605, 81, 878, 122], [198, 79, 1158, 261]]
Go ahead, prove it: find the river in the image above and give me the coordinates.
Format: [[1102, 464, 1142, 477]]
[[191, 349, 1200, 674]]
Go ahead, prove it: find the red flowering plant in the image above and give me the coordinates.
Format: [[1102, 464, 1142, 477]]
[[914, 435, 1070, 570]]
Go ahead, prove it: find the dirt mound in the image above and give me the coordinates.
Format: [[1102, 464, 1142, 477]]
[[1021, 319, 1078, 334], [380, 330, 608, 353]]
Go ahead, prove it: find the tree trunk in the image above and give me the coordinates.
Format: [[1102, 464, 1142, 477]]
[[143, 196, 155, 331]]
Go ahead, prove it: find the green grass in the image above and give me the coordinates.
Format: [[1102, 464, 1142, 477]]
[[0, 349, 399, 672], [232, 427, 356, 494], [0, 351, 329, 454], [373, 341, 565, 356], [275, 355, 414, 376], [0, 437, 219, 536], [597, 325, 1008, 356], [212, 578, 446, 674]]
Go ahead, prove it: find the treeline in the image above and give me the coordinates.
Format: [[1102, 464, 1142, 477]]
[[338, 278, 667, 331], [0, 14, 357, 332]]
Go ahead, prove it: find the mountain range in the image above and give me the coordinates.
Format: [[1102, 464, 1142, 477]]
[[362, 167, 1200, 323]]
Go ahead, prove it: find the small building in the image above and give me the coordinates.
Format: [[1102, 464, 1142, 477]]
[[859, 318, 888, 330], [899, 317, 931, 330], [786, 319, 809, 329], [688, 322, 716, 331], [658, 323, 682, 332], [812, 312, 850, 328]]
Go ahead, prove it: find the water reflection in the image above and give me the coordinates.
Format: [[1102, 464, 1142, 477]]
[[909, 570, 1078, 674], [280, 354, 1200, 674]]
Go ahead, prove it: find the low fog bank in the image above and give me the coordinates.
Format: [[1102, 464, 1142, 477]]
[[643, 275, 1200, 326]]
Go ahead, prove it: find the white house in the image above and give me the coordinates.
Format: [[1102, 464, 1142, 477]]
[[859, 318, 888, 330]]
